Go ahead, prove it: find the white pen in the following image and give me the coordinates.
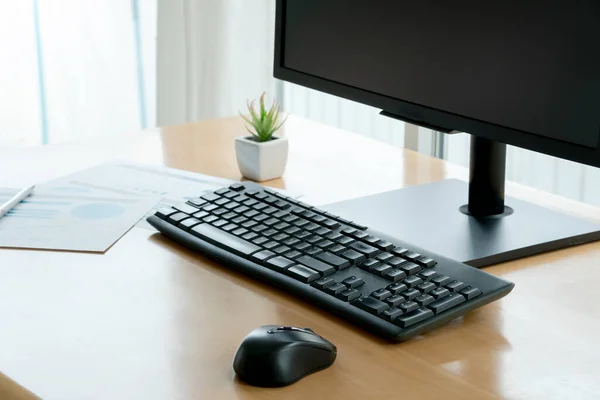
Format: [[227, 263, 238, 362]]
[[0, 185, 35, 219]]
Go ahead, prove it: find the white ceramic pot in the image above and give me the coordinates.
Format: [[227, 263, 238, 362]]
[[235, 136, 289, 182]]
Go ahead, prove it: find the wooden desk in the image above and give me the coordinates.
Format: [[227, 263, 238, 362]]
[[1, 116, 600, 400]]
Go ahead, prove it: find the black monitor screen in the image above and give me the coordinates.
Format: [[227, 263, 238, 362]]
[[282, 0, 600, 148]]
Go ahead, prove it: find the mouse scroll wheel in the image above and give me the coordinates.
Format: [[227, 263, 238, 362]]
[[267, 326, 318, 335]]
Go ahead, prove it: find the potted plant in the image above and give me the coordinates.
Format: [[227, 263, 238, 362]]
[[236, 93, 288, 182]]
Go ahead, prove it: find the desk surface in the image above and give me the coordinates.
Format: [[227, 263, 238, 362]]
[[1, 117, 600, 400]]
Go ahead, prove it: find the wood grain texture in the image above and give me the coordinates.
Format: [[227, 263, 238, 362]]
[[1, 116, 599, 400]]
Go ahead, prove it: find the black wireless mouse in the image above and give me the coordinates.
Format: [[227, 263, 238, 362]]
[[233, 325, 337, 387]]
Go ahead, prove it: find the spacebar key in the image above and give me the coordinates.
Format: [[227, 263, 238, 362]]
[[191, 223, 260, 257]]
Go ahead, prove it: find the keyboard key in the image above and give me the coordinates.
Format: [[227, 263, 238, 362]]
[[394, 308, 434, 328], [274, 200, 291, 209], [326, 232, 343, 241], [273, 222, 291, 231], [387, 258, 406, 267], [168, 212, 190, 223], [316, 252, 351, 270], [306, 235, 323, 244], [242, 220, 259, 229], [372, 264, 392, 276], [265, 256, 295, 272], [252, 203, 268, 211], [341, 249, 366, 265], [364, 236, 381, 245], [398, 301, 419, 313], [417, 282, 436, 294], [283, 237, 301, 246], [419, 269, 438, 280], [359, 259, 379, 271], [306, 247, 323, 256], [214, 198, 229, 206], [385, 294, 404, 307], [295, 231, 311, 240], [272, 233, 289, 242], [180, 218, 201, 230], [311, 277, 335, 290], [404, 276, 423, 288], [324, 283, 347, 296], [286, 265, 320, 283], [243, 198, 258, 207], [284, 226, 301, 236], [316, 239, 335, 249], [262, 228, 278, 238], [173, 203, 199, 215], [314, 227, 331, 236], [386, 282, 408, 295], [224, 202, 241, 210], [245, 189, 259, 197], [252, 236, 269, 246], [341, 227, 357, 236], [402, 289, 420, 301], [251, 224, 268, 233], [301, 210, 317, 219], [329, 244, 346, 254], [283, 214, 299, 223], [431, 275, 451, 286], [341, 276, 364, 288], [305, 223, 321, 232], [383, 268, 406, 282], [445, 280, 466, 292], [391, 247, 408, 257], [273, 245, 291, 254], [213, 208, 229, 216], [296, 255, 336, 276], [415, 293, 435, 306], [371, 289, 392, 301], [192, 210, 210, 219], [350, 242, 379, 257], [222, 223, 237, 232], [191, 224, 260, 257], [293, 218, 310, 228], [202, 215, 218, 224], [376, 252, 394, 262], [401, 262, 422, 276], [263, 207, 278, 215], [233, 205, 250, 214], [263, 195, 278, 204], [224, 191, 239, 199], [430, 287, 450, 299], [428, 294, 466, 314], [416, 256, 437, 268], [381, 307, 404, 321], [351, 231, 369, 240], [213, 219, 229, 228], [311, 214, 327, 223], [322, 219, 340, 229], [229, 183, 245, 191], [231, 216, 248, 224], [375, 240, 394, 251], [263, 241, 279, 250], [242, 232, 259, 241], [336, 236, 354, 245], [187, 198, 208, 207], [222, 212, 237, 220], [337, 288, 361, 302], [201, 193, 220, 202], [403, 251, 421, 261], [356, 296, 389, 315], [254, 192, 269, 200], [460, 286, 482, 300], [283, 250, 302, 260], [264, 217, 279, 226]]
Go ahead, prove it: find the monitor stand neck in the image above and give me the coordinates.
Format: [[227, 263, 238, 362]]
[[461, 136, 513, 218]]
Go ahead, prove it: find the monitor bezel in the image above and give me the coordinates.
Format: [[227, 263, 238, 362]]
[[273, 0, 600, 169]]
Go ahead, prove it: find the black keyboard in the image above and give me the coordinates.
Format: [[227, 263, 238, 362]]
[[148, 182, 514, 341]]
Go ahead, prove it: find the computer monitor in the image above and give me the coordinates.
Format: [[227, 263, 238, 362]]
[[273, 0, 600, 267]]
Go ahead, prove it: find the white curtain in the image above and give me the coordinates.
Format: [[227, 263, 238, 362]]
[[156, 0, 277, 126], [0, 1, 156, 146]]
